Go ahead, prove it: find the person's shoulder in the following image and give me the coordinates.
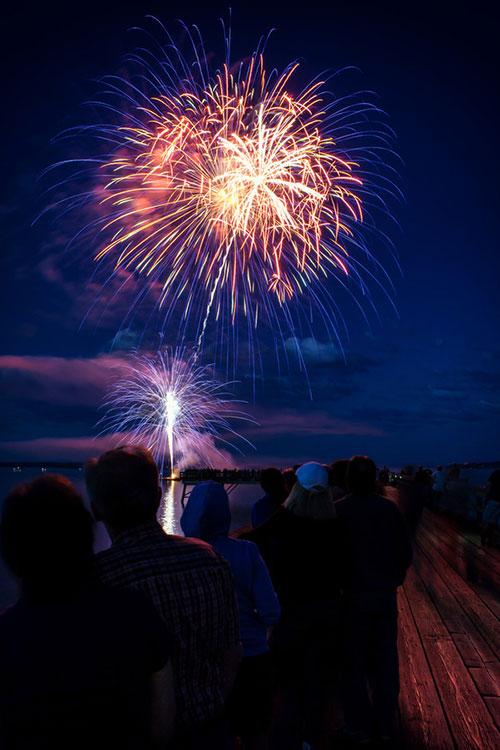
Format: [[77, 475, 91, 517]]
[[216, 536, 259, 568], [94, 543, 127, 577], [249, 505, 287, 534], [374, 492, 394, 504], [365, 493, 401, 513], [373, 495, 407, 524], [227, 536, 260, 557], [219, 534, 252, 549], [238, 536, 259, 550], [95, 531, 230, 586], [177, 533, 219, 556], [336, 492, 393, 511], [175, 534, 234, 571], [97, 529, 217, 559], [376, 493, 401, 509]]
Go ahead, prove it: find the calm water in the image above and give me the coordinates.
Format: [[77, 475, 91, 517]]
[[0, 467, 262, 609]]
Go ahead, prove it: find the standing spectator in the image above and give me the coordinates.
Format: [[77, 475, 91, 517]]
[[378, 466, 390, 486], [282, 467, 297, 497], [336, 456, 412, 746], [181, 481, 281, 750], [245, 461, 342, 750], [251, 468, 287, 527], [409, 466, 431, 529], [431, 465, 446, 507], [0, 475, 174, 750], [86, 447, 241, 750], [329, 459, 349, 500], [482, 469, 500, 546]]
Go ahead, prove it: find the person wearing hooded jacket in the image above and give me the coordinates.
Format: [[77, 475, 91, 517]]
[[180, 481, 280, 750]]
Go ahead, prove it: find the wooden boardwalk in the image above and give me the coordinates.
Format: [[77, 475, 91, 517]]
[[397, 506, 500, 749]]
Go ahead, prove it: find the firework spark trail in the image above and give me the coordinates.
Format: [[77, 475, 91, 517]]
[[97, 61, 363, 313], [164, 389, 179, 473], [49, 20, 400, 366], [194, 240, 232, 359], [99, 349, 254, 475]]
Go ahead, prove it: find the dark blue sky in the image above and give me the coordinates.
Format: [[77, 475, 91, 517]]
[[1, 0, 499, 468]]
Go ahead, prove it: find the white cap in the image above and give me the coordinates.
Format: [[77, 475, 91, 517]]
[[296, 461, 329, 491]]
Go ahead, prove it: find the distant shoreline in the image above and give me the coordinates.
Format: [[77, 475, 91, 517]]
[[1, 460, 499, 471]]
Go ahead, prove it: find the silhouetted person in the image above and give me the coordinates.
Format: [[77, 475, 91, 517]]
[[406, 466, 431, 530], [431, 465, 446, 507], [181, 481, 280, 750], [336, 456, 412, 745], [329, 459, 349, 499], [0, 475, 174, 750], [85, 447, 241, 750], [282, 467, 297, 496], [245, 462, 342, 750], [482, 469, 500, 546], [378, 466, 390, 486], [251, 467, 287, 527]]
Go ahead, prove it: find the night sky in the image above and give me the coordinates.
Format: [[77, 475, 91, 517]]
[[1, 0, 499, 468]]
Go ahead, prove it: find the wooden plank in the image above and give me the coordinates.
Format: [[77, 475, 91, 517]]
[[404, 567, 499, 749], [397, 588, 453, 749], [452, 633, 484, 668], [417, 540, 500, 622], [487, 660, 500, 684], [484, 697, 500, 731], [470, 667, 500, 697], [413, 543, 498, 665], [419, 512, 492, 567], [425, 510, 500, 572], [416, 534, 500, 659], [419, 512, 500, 586], [419, 514, 500, 614]]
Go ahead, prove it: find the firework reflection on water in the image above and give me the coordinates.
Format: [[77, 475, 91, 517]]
[[159, 480, 179, 535]]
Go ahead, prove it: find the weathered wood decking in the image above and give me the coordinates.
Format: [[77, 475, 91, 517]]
[[397, 505, 500, 749]]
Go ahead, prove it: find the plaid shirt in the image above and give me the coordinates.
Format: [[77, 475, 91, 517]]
[[95, 522, 239, 728]]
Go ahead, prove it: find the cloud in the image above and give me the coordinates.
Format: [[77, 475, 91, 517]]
[[0, 353, 128, 406], [0, 353, 252, 466], [110, 328, 141, 351], [36, 251, 164, 331], [466, 369, 500, 391], [285, 336, 343, 364], [0, 431, 245, 468], [176, 433, 238, 469], [428, 386, 468, 400], [0, 433, 124, 461], [283, 337, 381, 374], [244, 407, 385, 438]]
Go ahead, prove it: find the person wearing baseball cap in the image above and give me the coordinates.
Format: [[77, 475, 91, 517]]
[[296, 461, 330, 491]]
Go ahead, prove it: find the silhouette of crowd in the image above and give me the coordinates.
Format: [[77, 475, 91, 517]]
[[0, 447, 413, 749]]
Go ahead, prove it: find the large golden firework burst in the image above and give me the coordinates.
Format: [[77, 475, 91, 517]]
[[98, 55, 362, 318], [52, 21, 398, 363]]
